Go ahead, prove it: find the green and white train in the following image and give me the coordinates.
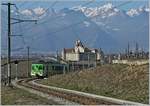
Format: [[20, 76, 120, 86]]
[[31, 61, 69, 78]]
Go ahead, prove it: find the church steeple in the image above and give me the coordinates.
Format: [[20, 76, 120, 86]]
[[75, 40, 84, 47], [75, 40, 85, 53]]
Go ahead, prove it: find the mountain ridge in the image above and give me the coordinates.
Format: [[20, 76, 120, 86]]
[[1, 3, 149, 54]]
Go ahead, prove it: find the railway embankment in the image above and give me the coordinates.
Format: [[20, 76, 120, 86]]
[[11, 79, 79, 105], [1, 83, 59, 105], [11, 78, 146, 105], [38, 64, 149, 104]]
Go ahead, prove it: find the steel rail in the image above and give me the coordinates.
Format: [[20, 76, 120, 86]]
[[13, 78, 147, 105], [31, 79, 148, 106], [15, 78, 117, 105]]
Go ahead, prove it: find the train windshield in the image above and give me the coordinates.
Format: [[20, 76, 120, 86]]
[[31, 64, 44, 76]]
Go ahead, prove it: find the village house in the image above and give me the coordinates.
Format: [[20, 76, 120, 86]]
[[61, 40, 104, 70]]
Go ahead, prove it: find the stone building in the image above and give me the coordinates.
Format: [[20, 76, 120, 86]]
[[61, 40, 104, 70]]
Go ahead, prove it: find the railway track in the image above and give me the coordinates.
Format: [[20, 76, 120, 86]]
[[14, 78, 147, 105]]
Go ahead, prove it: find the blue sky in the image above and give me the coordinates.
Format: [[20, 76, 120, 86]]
[[7, 0, 149, 11]]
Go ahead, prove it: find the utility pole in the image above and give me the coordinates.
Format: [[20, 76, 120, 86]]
[[2, 3, 14, 86], [88, 53, 90, 68], [135, 42, 139, 59], [14, 60, 19, 80], [2, 3, 37, 86], [7, 3, 12, 86], [27, 46, 30, 77], [94, 52, 97, 68], [56, 50, 59, 62], [125, 48, 127, 58], [127, 42, 130, 59], [141, 47, 144, 59]]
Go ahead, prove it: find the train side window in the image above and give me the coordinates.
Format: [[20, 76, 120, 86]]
[[38, 65, 43, 70], [32, 66, 35, 70]]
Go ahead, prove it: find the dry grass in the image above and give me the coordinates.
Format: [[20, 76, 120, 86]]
[[1, 86, 59, 105], [39, 64, 149, 104]]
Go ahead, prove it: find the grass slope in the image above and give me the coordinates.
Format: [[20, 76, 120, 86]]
[[39, 64, 149, 104]]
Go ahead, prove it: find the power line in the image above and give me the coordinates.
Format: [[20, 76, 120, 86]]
[[36, 0, 95, 25], [2, 2, 15, 86], [13, 1, 59, 20], [54, 1, 133, 34], [9, 1, 60, 46], [27, 46, 30, 77], [2, 47, 25, 52], [5, 0, 95, 49], [18, 1, 27, 8], [3, 1, 132, 55], [23, 0, 94, 33], [71, 27, 80, 40], [18, 0, 95, 38], [14, 5, 27, 48], [37, 0, 58, 18], [26, 1, 132, 43], [45, 0, 133, 84], [2, 2, 38, 86], [13, 4, 37, 49]]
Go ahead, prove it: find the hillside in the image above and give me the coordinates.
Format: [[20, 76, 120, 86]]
[[39, 64, 149, 104]]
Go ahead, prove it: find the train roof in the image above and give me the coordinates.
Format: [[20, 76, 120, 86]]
[[32, 59, 67, 65]]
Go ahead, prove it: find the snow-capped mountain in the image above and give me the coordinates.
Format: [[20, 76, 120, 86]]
[[1, 3, 149, 54], [2, 7, 118, 53], [71, 3, 149, 50], [20, 7, 46, 16], [72, 3, 120, 18], [17, 7, 57, 20], [127, 7, 150, 17], [71, 3, 149, 18]]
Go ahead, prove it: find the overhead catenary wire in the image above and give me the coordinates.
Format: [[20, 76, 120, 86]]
[[15, 1, 59, 32], [18, 1, 27, 7], [2, 47, 25, 52], [29, 1, 96, 47], [9, 0, 60, 39], [2, 3, 38, 54], [22, 1, 131, 43], [23, 1, 133, 79], [2, 0, 95, 50], [3, 1, 132, 53], [2, 1, 135, 84], [9, 1, 57, 51], [13, 4, 27, 51], [37, 0, 58, 18], [46, 0, 133, 83], [20, 0, 95, 34], [14, 5, 26, 46], [36, 0, 95, 25], [23, 0, 132, 43]]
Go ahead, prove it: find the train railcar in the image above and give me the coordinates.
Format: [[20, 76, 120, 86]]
[[31, 60, 69, 78], [31, 63, 46, 78]]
